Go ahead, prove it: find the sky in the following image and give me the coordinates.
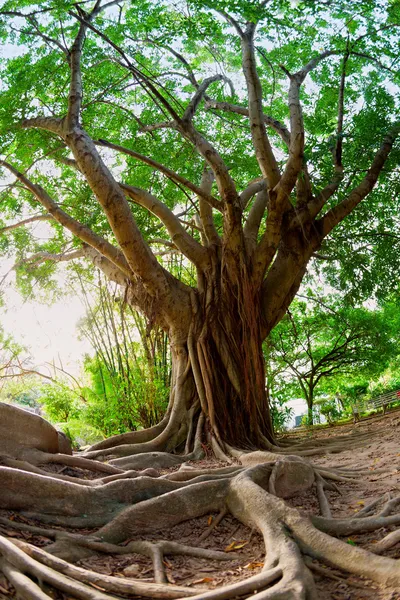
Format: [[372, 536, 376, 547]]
[[1, 256, 92, 376]]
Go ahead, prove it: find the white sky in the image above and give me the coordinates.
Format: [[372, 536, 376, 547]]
[[1, 257, 92, 376]]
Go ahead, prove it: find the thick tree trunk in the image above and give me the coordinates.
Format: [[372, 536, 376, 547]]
[[170, 268, 275, 452]]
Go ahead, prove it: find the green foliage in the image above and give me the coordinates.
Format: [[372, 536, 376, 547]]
[[57, 419, 104, 448], [268, 295, 399, 423], [316, 398, 343, 425], [82, 355, 169, 436], [73, 271, 170, 436], [0, 0, 399, 303], [270, 396, 294, 432], [38, 384, 82, 423]]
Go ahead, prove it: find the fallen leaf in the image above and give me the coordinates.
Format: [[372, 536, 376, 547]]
[[224, 540, 249, 552], [163, 559, 173, 568], [244, 562, 264, 570], [346, 538, 356, 546], [207, 516, 213, 526], [356, 500, 365, 506], [192, 577, 214, 585], [166, 573, 176, 584]]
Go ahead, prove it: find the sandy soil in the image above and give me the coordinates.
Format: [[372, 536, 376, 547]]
[[1, 409, 400, 600]]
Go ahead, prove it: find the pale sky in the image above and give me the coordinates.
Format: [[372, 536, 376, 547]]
[[1, 257, 92, 376]]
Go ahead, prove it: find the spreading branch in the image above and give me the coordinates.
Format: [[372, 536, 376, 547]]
[[0, 160, 132, 277], [0, 214, 53, 233], [95, 139, 223, 211], [320, 124, 400, 237]]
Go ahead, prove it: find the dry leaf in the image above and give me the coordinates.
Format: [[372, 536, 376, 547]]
[[192, 577, 214, 585], [207, 516, 213, 526], [163, 559, 173, 568], [356, 500, 365, 506], [224, 540, 249, 552], [166, 573, 176, 584], [244, 562, 264, 570]]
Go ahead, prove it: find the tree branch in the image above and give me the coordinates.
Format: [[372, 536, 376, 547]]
[[14, 248, 85, 270], [95, 138, 223, 211], [0, 215, 53, 233], [204, 100, 290, 146], [244, 188, 269, 255], [320, 124, 400, 237], [240, 179, 266, 209], [182, 75, 227, 123], [120, 183, 211, 270], [0, 160, 132, 277], [240, 26, 281, 186], [198, 167, 220, 247]]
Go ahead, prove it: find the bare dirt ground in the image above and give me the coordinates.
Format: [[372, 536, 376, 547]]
[[1, 409, 399, 600]]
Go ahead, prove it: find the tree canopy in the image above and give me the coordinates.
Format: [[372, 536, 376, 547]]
[[268, 297, 398, 423], [0, 0, 399, 449]]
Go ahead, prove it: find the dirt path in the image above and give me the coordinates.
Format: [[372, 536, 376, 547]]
[[0, 410, 399, 600]]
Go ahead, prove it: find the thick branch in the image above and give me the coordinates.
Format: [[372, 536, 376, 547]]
[[95, 139, 222, 211], [320, 124, 400, 237], [244, 188, 269, 255], [182, 75, 226, 123], [21, 116, 63, 135], [240, 179, 266, 209], [66, 1, 122, 129], [120, 183, 210, 270], [198, 168, 220, 246], [241, 29, 280, 186], [0, 160, 132, 277]]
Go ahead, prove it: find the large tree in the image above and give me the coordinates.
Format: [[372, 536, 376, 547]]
[[2, 2, 400, 597], [0, 0, 399, 456]]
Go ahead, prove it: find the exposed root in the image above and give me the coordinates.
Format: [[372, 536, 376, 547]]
[[370, 528, 400, 554], [2, 537, 198, 599], [315, 473, 332, 518], [3, 408, 400, 600], [0, 558, 51, 600], [199, 507, 228, 541], [303, 558, 369, 590]]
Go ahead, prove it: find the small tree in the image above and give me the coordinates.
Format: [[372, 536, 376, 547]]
[[270, 299, 397, 424]]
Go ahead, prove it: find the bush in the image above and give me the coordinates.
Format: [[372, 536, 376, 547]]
[[38, 384, 82, 423], [57, 420, 104, 449], [270, 396, 294, 432]]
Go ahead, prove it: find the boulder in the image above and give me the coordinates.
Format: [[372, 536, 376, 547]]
[[0, 402, 72, 456], [272, 458, 315, 498]]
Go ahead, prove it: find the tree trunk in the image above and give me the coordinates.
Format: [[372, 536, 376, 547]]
[[168, 269, 275, 452], [307, 404, 313, 426]]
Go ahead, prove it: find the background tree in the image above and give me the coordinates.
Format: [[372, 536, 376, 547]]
[[269, 298, 397, 424], [76, 269, 170, 435], [0, 0, 399, 454]]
